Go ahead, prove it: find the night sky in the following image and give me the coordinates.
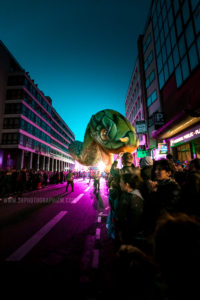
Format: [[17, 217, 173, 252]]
[[0, 0, 151, 141]]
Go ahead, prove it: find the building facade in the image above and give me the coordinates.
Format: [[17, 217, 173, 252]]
[[151, 0, 200, 161], [0, 41, 75, 171], [125, 0, 200, 162], [125, 58, 147, 165]]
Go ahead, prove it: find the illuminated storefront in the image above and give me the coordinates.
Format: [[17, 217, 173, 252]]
[[170, 123, 200, 161]]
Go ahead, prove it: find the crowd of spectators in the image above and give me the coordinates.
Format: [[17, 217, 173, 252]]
[[106, 153, 200, 299]]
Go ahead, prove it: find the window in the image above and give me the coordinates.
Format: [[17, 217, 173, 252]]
[[147, 90, 157, 107], [156, 38, 161, 55], [176, 14, 183, 36], [185, 21, 195, 48], [170, 25, 176, 48], [166, 0, 171, 11], [188, 44, 199, 70], [157, 53, 163, 73], [182, 0, 190, 24], [162, 45, 167, 63], [168, 54, 174, 75], [4, 103, 22, 114], [166, 35, 171, 56], [2, 133, 19, 144], [164, 63, 169, 81], [178, 35, 186, 58], [146, 70, 155, 88], [143, 34, 151, 53], [162, 3, 167, 20], [144, 52, 153, 70], [181, 55, 190, 80], [175, 65, 183, 87], [197, 36, 200, 57], [158, 15, 163, 30], [160, 29, 165, 45], [191, 0, 199, 11], [154, 25, 159, 41], [194, 5, 200, 34], [153, 12, 157, 29], [168, 8, 174, 27], [173, 46, 180, 67], [164, 18, 169, 37], [173, 0, 180, 15], [157, 1, 161, 16]]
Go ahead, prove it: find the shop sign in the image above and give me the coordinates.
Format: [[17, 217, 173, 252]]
[[149, 138, 157, 149], [154, 112, 165, 125], [137, 149, 151, 158], [170, 124, 200, 147], [136, 120, 147, 134], [158, 143, 168, 154]]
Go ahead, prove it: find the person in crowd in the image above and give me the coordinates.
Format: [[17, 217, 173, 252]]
[[181, 158, 200, 216], [66, 169, 74, 192], [94, 171, 101, 192], [106, 174, 121, 240], [111, 244, 157, 300], [110, 152, 135, 177], [153, 212, 200, 299], [139, 156, 153, 181], [145, 159, 181, 235], [116, 173, 144, 247]]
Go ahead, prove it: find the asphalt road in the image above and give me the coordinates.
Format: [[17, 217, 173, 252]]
[[0, 178, 116, 299]]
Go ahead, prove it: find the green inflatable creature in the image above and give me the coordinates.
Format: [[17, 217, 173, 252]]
[[69, 109, 139, 172]]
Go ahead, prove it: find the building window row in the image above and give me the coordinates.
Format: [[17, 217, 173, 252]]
[[21, 105, 69, 146], [7, 75, 52, 113], [3, 118, 20, 129], [146, 70, 155, 88], [147, 90, 157, 107], [144, 52, 153, 70], [2, 133, 19, 144], [6, 88, 74, 142], [143, 34, 151, 54]]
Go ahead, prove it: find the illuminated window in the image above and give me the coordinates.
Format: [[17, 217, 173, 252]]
[[168, 54, 174, 75], [160, 29, 165, 45], [173, 46, 180, 67], [166, 35, 171, 56], [173, 0, 180, 15], [176, 14, 183, 36], [194, 5, 200, 34], [185, 21, 195, 48], [159, 70, 165, 89], [197, 36, 200, 56], [156, 38, 161, 55], [164, 63, 169, 81], [181, 55, 190, 80], [182, 0, 190, 24], [191, 0, 199, 11], [175, 65, 182, 87], [170, 25, 176, 48], [162, 3, 167, 20], [188, 44, 199, 71], [162, 46, 167, 64], [164, 18, 169, 37], [154, 25, 159, 41], [178, 35, 186, 58], [157, 53, 163, 73], [168, 8, 173, 27], [147, 90, 157, 107]]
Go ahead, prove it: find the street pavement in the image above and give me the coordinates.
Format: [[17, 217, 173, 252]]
[[0, 178, 116, 299]]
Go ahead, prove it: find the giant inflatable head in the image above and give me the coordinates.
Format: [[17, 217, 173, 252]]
[[69, 109, 139, 172]]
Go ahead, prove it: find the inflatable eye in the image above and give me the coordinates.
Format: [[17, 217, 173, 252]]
[[100, 129, 108, 141]]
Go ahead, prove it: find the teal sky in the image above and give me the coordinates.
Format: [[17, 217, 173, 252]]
[[0, 0, 151, 141]]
